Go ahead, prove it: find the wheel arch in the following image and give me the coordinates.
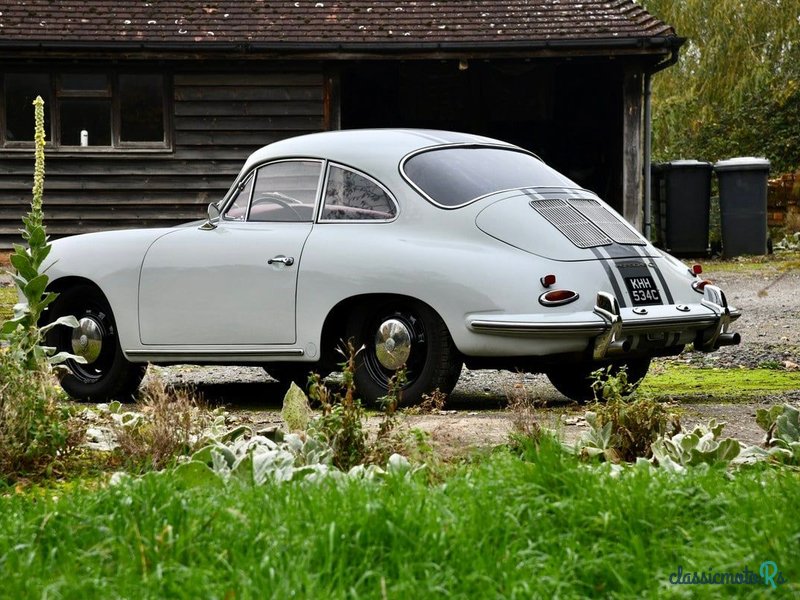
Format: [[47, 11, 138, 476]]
[[319, 293, 459, 369], [41, 276, 109, 324]]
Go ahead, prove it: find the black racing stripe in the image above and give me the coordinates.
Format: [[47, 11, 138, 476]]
[[634, 246, 675, 305], [603, 243, 637, 258], [591, 247, 627, 308]]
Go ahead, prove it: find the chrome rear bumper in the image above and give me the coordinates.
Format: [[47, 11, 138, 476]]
[[466, 285, 740, 359], [591, 285, 740, 359]]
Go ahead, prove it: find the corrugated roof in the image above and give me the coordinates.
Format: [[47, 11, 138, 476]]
[[0, 1, 675, 47]]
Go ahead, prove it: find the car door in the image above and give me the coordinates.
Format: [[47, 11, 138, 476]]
[[138, 159, 323, 346]]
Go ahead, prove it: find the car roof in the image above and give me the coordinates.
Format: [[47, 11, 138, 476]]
[[242, 129, 516, 173]]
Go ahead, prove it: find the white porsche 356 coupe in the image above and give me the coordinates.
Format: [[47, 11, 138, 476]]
[[41, 129, 740, 404]]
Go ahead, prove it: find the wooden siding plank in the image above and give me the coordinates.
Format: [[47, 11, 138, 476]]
[[174, 87, 323, 102], [0, 221, 200, 236], [0, 161, 243, 177], [0, 192, 220, 204], [173, 73, 323, 86], [175, 131, 315, 146], [0, 176, 234, 190], [174, 101, 323, 117], [173, 147, 259, 160], [0, 208, 205, 220], [174, 116, 324, 131]]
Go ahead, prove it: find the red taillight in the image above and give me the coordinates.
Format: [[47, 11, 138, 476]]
[[539, 289, 580, 306], [692, 264, 703, 275], [692, 279, 712, 293], [540, 274, 557, 288]]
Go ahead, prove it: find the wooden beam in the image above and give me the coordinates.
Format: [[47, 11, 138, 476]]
[[323, 67, 342, 131], [622, 69, 643, 231]]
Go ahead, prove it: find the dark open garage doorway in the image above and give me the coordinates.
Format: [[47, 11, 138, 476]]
[[339, 59, 624, 212]]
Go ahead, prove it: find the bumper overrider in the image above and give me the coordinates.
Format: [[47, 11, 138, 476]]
[[591, 285, 740, 360], [467, 285, 741, 359]]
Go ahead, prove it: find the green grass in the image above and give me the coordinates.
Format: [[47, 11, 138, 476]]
[[0, 443, 798, 598], [642, 364, 800, 401], [0, 285, 16, 321], [700, 250, 800, 273]]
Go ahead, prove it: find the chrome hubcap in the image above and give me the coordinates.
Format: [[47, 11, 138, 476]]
[[374, 318, 412, 370], [70, 317, 103, 363]]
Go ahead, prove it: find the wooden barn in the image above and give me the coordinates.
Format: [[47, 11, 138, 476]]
[[0, 1, 682, 248]]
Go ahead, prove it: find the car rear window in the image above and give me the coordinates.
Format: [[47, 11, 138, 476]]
[[402, 146, 577, 208]]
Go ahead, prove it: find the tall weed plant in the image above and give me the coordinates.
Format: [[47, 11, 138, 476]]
[[581, 366, 677, 462], [0, 96, 82, 479], [307, 342, 368, 470]]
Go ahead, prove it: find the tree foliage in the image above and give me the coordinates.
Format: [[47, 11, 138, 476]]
[[642, 0, 800, 173]]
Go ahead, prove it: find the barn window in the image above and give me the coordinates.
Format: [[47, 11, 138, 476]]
[[119, 75, 166, 144], [1, 72, 169, 150], [3, 74, 52, 143]]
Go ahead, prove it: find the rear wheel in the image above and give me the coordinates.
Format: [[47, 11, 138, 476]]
[[546, 358, 651, 403], [46, 284, 146, 401], [346, 299, 460, 405]]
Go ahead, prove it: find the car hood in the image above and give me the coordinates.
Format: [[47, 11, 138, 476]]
[[475, 189, 658, 261]]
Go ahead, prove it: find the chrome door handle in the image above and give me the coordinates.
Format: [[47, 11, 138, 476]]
[[268, 255, 294, 266]]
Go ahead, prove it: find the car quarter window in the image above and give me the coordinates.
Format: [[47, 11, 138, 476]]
[[246, 160, 322, 223], [321, 164, 397, 221]]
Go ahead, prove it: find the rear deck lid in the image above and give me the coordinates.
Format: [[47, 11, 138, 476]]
[[476, 189, 654, 261]]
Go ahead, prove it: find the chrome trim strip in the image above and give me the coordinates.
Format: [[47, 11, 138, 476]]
[[126, 348, 305, 358], [469, 313, 723, 338], [620, 316, 719, 333], [468, 320, 607, 336]]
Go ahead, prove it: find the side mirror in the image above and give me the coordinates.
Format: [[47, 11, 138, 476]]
[[200, 203, 221, 230]]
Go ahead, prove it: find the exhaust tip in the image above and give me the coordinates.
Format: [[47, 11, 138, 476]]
[[716, 332, 741, 348]]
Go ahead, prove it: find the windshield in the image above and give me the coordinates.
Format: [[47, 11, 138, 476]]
[[402, 146, 578, 208]]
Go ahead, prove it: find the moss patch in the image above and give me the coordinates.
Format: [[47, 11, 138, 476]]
[[642, 363, 800, 402], [697, 250, 800, 273]]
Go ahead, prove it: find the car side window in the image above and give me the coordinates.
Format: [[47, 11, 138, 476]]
[[321, 164, 397, 221], [223, 174, 253, 221], [248, 160, 322, 223]]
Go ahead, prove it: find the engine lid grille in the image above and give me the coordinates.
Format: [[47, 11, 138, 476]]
[[529, 198, 646, 248]]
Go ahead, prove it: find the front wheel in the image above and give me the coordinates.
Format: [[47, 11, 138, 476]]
[[345, 300, 461, 405], [546, 358, 651, 403], [46, 284, 146, 401]]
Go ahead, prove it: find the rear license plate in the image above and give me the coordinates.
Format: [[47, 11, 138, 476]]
[[625, 276, 662, 305]]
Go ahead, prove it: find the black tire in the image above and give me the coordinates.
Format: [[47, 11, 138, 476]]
[[546, 358, 651, 403], [345, 299, 459, 405], [46, 284, 146, 402]]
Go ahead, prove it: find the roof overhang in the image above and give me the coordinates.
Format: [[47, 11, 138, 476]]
[[0, 35, 684, 63]]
